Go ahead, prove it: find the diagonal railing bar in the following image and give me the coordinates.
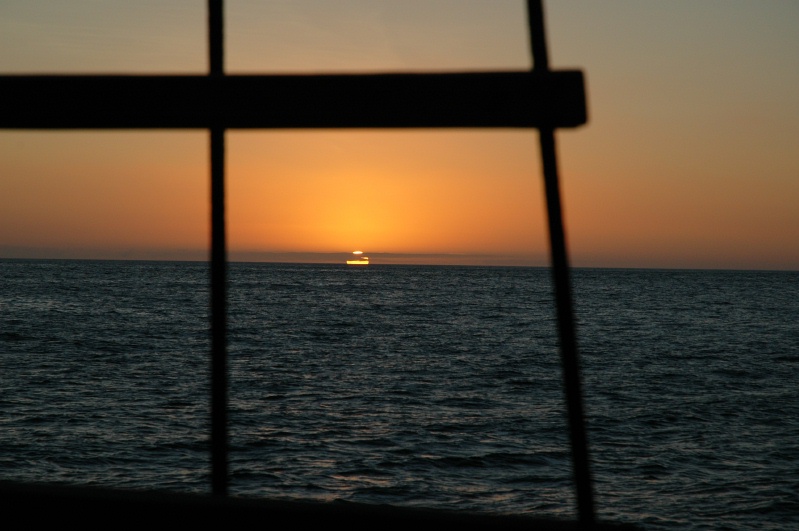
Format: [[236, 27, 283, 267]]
[[209, 0, 223, 76], [528, 0, 595, 523]]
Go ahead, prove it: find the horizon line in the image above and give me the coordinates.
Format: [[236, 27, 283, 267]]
[[1, 248, 796, 273]]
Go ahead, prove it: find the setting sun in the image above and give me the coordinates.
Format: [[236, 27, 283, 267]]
[[226, 131, 544, 264], [346, 250, 370, 266]]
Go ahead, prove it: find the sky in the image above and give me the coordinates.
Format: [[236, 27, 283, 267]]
[[1, 1, 797, 269]]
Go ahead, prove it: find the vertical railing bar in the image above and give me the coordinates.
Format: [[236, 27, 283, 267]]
[[209, 0, 224, 77], [209, 0, 228, 496], [210, 128, 227, 496], [527, 0, 596, 524]]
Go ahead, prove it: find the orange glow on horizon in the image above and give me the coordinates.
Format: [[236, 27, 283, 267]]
[[226, 131, 544, 260]]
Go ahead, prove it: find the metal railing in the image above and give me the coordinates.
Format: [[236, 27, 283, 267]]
[[1, 0, 594, 524]]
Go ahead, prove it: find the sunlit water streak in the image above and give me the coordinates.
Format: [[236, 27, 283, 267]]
[[1, 260, 797, 529]]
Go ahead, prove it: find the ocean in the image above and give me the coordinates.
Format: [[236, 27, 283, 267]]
[[1, 259, 797, 529]]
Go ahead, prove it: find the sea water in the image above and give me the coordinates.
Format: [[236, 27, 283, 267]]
[[1, 259, 797, 529]]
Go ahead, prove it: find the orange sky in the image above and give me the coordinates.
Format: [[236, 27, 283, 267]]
[[1, 1, 797, 269], [227, 131, 544, 260]]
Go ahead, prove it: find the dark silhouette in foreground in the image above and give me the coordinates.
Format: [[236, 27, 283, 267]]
[[0, 1, 634, 528], [0, 481, 635, 530]]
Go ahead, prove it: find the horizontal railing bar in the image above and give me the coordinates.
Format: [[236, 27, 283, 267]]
[[0, 71, 585, 129]]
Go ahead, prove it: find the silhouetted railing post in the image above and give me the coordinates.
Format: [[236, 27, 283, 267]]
[[528, 0, 596, 524], [209, 0, 228, 497]]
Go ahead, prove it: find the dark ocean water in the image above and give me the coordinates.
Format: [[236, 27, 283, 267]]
[[1, 259, 797, 529]]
